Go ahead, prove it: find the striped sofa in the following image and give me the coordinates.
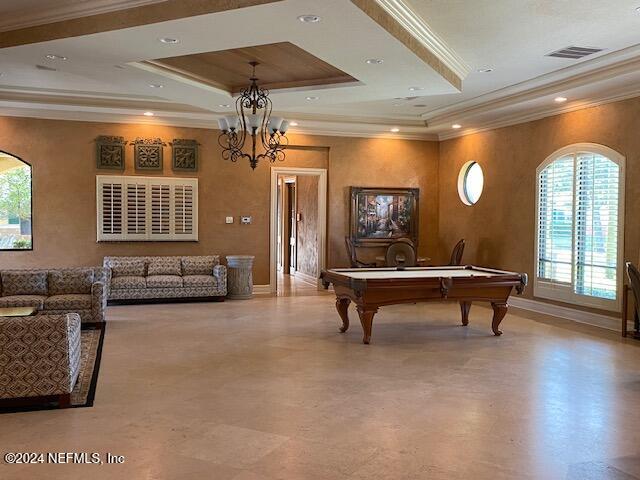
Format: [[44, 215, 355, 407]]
[[103, 255, 227, 302], [0, 267, 108, 324]]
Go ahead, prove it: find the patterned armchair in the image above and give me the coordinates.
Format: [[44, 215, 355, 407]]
[[0, 313, 81, 407], [0, 267, 108, 324]]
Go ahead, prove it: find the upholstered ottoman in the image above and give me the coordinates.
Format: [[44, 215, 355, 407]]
[[0, 313, 81, 408]]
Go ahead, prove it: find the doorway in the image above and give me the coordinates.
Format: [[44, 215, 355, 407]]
[[270, 167, 327, 294]]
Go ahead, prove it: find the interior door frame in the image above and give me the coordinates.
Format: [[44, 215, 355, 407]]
[[270, 167, 327, 294]]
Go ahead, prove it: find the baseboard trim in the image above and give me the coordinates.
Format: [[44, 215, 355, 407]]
[[293, 271, 318, 286], [253, 284, 272, 295], [508, 297, 623, 332]]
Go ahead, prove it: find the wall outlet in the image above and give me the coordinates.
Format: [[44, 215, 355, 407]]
[[225, 216, 234, 224], [240, 216, 252, 224]]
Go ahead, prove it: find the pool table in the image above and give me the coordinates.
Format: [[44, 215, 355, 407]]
[[320, 266, 527, 344]]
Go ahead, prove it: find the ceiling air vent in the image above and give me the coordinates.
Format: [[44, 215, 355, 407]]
[[546, 46, 603, 59]]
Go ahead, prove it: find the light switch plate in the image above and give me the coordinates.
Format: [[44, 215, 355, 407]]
[[225, 216, 234, 224], [241, 216, 252, 224]]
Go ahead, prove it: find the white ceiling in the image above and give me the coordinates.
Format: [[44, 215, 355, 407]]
[[1, 0, 640, 139]]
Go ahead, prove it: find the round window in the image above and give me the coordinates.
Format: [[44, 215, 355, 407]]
[[458, 161, 484, 205]]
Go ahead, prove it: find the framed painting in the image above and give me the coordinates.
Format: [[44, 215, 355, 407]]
[[350, 187, 419, 247]]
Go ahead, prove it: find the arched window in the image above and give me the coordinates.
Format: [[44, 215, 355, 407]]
[[0, 151, 32, 250], [535, 143, 624, 311]]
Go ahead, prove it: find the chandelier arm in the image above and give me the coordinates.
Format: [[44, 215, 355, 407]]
[[260, 95, 273, 150]]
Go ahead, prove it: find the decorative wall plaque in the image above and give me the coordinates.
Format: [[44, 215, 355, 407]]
[[96, 136, 126, 170], [133, 138, 165, 170], [171, 139, 199, 172]]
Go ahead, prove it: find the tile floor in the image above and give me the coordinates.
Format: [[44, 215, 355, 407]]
[[1, 288, 640, 479]]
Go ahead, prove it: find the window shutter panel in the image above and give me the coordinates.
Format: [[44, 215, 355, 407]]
[[151, 183, 171, 238], [97, 178, 124, 240], [574, 152, 619, 299], [125, 182, 147, 238], [537, 155, 574, 284], [174, 184, 194, 236]]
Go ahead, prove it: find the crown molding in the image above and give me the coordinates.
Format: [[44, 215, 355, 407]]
[[372, 0, 470, 80], [0, 104, 437, 141], [350, 0, 467, 90], [424, 44, 640, 127], [437, 85, 640, 141], [0, 0, 167, 32]]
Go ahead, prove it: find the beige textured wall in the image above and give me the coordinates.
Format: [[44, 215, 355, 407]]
[[295, 175, 319, 277], [438, 96, 640, 313], [0, 116, 439, 284]]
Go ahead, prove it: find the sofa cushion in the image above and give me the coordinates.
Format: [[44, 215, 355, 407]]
[[146, 275, 183, 288], [148, 258, 182, 276], [44, 294, 92, 311], [183, 275, 216, 288], [0, 295, 46, 309], [181, 256, 217, 276], [1, 271, 48, 296], [110, 259, 145, 277], [48, 268, 94, 295], [111, 275, 146, 290]]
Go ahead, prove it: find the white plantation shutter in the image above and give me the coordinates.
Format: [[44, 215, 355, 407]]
[[174, 184, 195, 235], [574, 153, 620, 299], [97, 175, 197, 241], [98, 181, 123, 239], [537, 155, 574, 284], [151, 183, 171, 237], [535, 145, 624, 311], [126, 182, 147, 237]]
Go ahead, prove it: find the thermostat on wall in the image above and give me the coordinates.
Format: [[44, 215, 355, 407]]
[[240, 216, 252, 224]]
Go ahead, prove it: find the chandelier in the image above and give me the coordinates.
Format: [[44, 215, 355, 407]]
[[217, 62, 290, 169]]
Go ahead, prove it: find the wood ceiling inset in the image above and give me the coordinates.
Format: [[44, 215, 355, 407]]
[[146, 42, 358, 94]]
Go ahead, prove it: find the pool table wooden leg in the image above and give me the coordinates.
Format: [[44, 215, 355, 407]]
[[356, 306, 378, 344], [460, 301, 471, 326], [491, 302, 508, 336], [336, 298, 351, 333]]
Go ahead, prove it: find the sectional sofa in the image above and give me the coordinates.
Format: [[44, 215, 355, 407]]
[[103, 255, 227, 302], [0, 267, 108, 324]]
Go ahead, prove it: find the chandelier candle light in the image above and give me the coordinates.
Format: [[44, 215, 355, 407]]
[[218, 62, 290, 169]]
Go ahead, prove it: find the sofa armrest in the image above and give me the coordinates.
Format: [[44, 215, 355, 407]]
[[91, 281, 107, 323], [0, 313, 80, 399], [213, 265, 227, 293], [65, 313, 82, 391]]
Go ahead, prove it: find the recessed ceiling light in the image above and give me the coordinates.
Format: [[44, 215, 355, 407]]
[[408, 86, 423, 91], [365, 58, 384, 65], [390, 127, 400, 133], [477, 67, 493, 73], [143, 111, 155, 116], [635, 6, 640, 12], [554, 96, 568, 103], [452, 124, 462, 129], [45, 54, 67, 60], [305, 96, 319, 101], [159, 37, 179, 44], [290, 121, 299, 126], [298, 14, 321, 23], [148, 83, 163, 88]]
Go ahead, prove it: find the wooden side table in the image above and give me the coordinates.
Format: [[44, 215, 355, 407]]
[[0, 306, 38, 317]]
